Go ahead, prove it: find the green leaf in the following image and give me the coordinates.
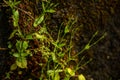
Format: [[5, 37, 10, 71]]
[[78, 74, 86, 80], [5, 72, 10, 79], [26, 50, 33, 56], [16, 40, 22, 52], [22, 41, 28, 50], [8, 42, 12, 49], [26, 34, 33, 40], [42, 1, 45, 12], [10, 63, 17, 70], [57, 43, 65, 48], [13, 10, 19, 27], [51, 52, 57, 62], [16, 57, 27, 68], [6, 0, 20, 9], [38, 26, 47, 34], [45, 9, 56, 13], [52, 42, 65, 50], [33, 14, 45, 27], [9, 29, 18, 39], [21, 53, 29, 57], [47, 69, 63, 80], [54, 73, 60, 80], [57, 52, 64, 58], [47, 69, 63, 75], [66, 68, 75, 76], [14, 1, 21, 6], [13, 53, 20, 57], [84, 44, 90, 50], [64, 25, 69, 34], [64, 77, 70, 80], [34, 33, 46, 40]]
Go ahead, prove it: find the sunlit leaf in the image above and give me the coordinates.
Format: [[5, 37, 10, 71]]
[[84, 44, 90, 50], [54, 73, 60, 80], [33, 14, 45, 27], [66, 68, 75, 76], [78, 74, 86, 80], [13, 53, 20, 57], [64, 25, 69, 34], [16, 57, 27, 68], [34, 33, 46, 40]]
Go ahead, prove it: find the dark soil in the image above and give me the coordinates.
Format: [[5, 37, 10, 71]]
[[0, 4, 11, 74], [0, 0, 120, 80]]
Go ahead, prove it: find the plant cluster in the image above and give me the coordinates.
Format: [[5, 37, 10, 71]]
[[4, 0, 106, 80]]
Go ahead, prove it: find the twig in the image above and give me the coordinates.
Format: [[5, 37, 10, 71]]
[[0, 48, 8, 50], [15, 6, 34, 20]]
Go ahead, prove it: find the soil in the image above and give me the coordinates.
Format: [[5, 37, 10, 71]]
[[0, 0, 120, 80]]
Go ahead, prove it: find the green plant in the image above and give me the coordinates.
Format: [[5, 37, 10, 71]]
[[10, 40, 30, 69], [5, 0, 106, 79], [5, 0, 31, 69]]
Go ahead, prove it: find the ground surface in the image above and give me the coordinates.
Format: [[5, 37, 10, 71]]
[[0, 0, 120, 80]]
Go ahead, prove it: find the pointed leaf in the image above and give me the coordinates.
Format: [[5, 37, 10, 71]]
[[42, 1, 45, 12], [64, 25, 69, 34], [22, 41, 28, 50], [78, 74, 86, 80], [33, 14, 45, 27], [16, 40, 22, 52], [9, 29, 18, 39], [84, 44, 90, 50]]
